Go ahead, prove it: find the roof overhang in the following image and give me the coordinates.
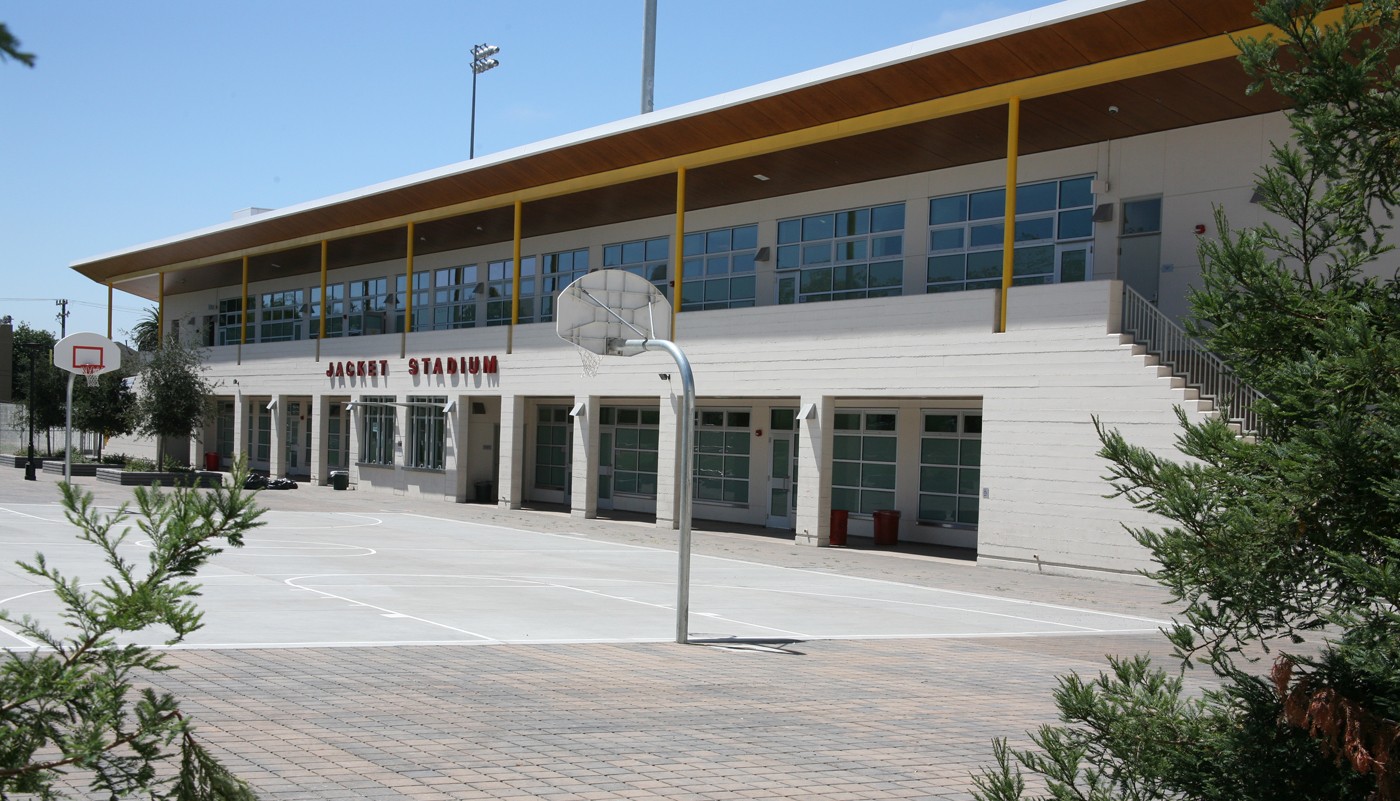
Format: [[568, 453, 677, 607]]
[[73, 0, 1310, 300]]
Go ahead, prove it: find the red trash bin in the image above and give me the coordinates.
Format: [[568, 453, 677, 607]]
[[829, 509, 849, 546], [204, 452, 220, 471], [873, 509, 901, 548]]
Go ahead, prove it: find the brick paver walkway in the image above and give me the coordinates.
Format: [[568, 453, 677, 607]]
[[3, 468, 1186, 799]]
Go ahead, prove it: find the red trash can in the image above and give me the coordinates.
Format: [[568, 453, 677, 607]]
[[873, 509, 901, 548], [204, 452, 219, 471], [829, 509, 849, 546]]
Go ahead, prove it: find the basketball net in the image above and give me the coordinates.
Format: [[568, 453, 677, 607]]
[[574, 345, 602, 378], [80, 364, 101, 388]]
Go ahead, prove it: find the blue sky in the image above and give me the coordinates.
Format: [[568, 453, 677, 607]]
[[2, 0, 1045, 343]]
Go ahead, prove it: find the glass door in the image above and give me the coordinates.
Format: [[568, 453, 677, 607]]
[[766, 408, 798, 529]]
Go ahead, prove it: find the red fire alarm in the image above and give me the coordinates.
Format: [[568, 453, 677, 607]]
[[1194, 224, 1207, 235]]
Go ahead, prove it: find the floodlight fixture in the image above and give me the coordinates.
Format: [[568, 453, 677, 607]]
[[470, 42, 502, 159]]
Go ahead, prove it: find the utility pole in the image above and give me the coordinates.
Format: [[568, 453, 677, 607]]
[[55, 299, 69, 338]]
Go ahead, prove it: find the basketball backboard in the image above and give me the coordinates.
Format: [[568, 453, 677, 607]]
[[54, 332, 120, 379], [556, 269, 672, 357]]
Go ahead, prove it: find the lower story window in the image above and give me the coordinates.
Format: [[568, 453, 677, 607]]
[[359, 396, 395, 465], [604, 406, 660, 498], [694, 409, 750, 504], [919, 411, 982, 526], [831, 410, 897, 515], [534, 406, 570, 490], [407, 396, 446, 470]]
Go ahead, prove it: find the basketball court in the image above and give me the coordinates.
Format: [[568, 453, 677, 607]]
[[0, 502, 1168, 649]]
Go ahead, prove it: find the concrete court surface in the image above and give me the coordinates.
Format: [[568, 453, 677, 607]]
[[0, 467, 1186, 800]]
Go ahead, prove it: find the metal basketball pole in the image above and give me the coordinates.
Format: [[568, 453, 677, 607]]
[[623, 337, 695, 644]]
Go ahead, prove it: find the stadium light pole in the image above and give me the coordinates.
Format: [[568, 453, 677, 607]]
[[469, 43, 500, 159]]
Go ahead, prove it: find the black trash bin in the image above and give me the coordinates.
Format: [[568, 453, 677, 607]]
[[474, 480, 494, 504], [330, 470, 349, 491], [872, 509, 901, 548]]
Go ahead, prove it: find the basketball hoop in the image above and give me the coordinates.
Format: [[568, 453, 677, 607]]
[[80, 364, 101, 388], [574, 345, 603, 378]]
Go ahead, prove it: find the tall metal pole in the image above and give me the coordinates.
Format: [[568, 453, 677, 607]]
[[470, 67, 480, 159], [641, 0, 657, 113], [23, 345, 37, 481], [624, 337, 694, 644]]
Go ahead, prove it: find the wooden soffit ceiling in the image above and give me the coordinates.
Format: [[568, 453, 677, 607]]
[[86, 0, 1301, 299]]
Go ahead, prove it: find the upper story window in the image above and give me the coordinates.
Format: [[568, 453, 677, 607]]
[[486, 257, 537, 326], [348, 277, 394, 336], [427, 265, 479, 331], [603, 237, 669, 299], [216, 297, 250, 346], [680, 225, 758, 311], [776, 203, 905, 304], [259, 289, 305, 342], [539, 248, 589, 323], [927, 176, 1094, 293]]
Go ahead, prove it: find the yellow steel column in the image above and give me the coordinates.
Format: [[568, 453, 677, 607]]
[[106, 285, 113, 340], [671, 167, 686, 339], [239, 255, 248, 365], [508, 200, 523, 354], [317, 240, 328, 360], [157, 272, 165, 349], [998, 97, 1021, 333], [402, 222, 415, 360]]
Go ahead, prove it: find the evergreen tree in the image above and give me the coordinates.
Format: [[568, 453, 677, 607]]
[[974, 2, 1400, 799], [0, 465, 264, 798]]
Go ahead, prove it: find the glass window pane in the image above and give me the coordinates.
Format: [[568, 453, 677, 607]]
[[696, 477, 724, 501], [732, 253, 756, 274], [834, 209, 868, 236], [800, 268, 833, 294], [834, 413, 861, 430], [733, 225, 757, 250], [777, 245, 799, 270], [921, 466, 958, 494], [1019, 182, 1057, 213], [869, 261, 902, 288], [924, 414, 958, 433], [1058, 208, 1093, 240], [921, 438, 958, 464], [802, 214, 834, 241], [833, 435, 862, 460], [832, 461, 861, 487], [863, 436, 897, 462], [727, 412, 750, 428], [957, 496, 980, 525], [961, 438, 982, 466], [731, 275, 755, 299], [964, 415, 983, 434], [871, 203, 904, 232], [1060, 249, 1088, 282], [930, 196, 967, 225], [859, 490, 895, 515], [1013, 246, 1055, 276], [958, 467, 980, 495], [927, 254, 965, 284], [1122, 198, 1162, 235], [861, 463, 896, 489], [725, 431, 749, 454], [645, 238, 668, 260], [930, 228, 964, 251], [802, 243, 832, 266], [970, 223, 1004, 247], [706, 229, 730, 253], [771, 409, 795, 431], [683, 233, 704, 257], [865, 413, 897, 432], [920, 494, 957, 523], [1060, 176, 1093, 208], [831, 487, 860, 513], [777, 219, 801, 245], [697, 454, 724, 477], [967, 251, 1003, 280], [1014, 217, 1054, 242], [871, 235, 902, 258], [969, 189, 1005, 220]]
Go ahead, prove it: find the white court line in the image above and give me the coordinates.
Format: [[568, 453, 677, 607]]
[[282, 574, 500, 643], [0, 505, 66, 523], [394, 511, 1171, 629], [258, 513, 385, 530]]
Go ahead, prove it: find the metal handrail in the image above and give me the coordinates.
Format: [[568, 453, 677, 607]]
[[1119, 285, 1264, 435]]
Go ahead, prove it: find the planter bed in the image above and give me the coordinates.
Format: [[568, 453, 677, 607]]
[[2, 455, 44, 469], [95, 468, 224, 489], [42, 462, 122, 477]]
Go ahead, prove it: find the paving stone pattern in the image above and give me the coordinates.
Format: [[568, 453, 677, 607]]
[[4, 469, 1192, 799]]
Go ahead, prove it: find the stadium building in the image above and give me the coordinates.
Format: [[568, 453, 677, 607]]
[[72, 0, 1367, 580]]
